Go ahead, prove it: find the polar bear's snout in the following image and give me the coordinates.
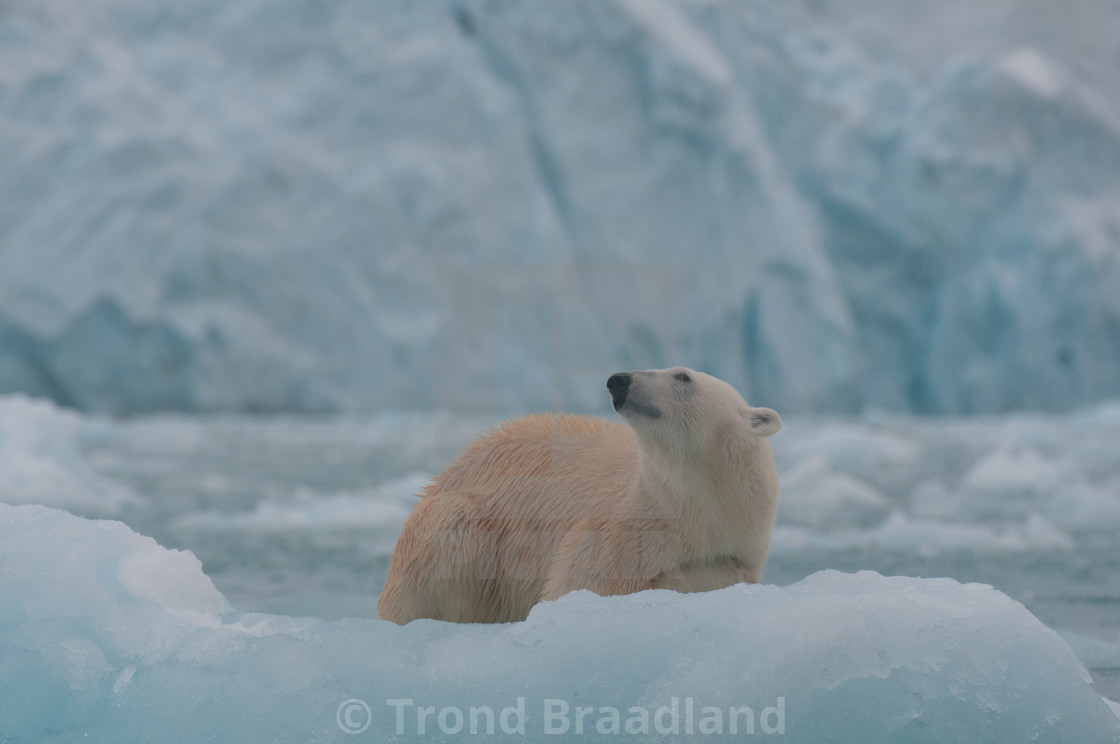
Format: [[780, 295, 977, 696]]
[[608, 371, 662, 419], [607, 372, 632, 410]]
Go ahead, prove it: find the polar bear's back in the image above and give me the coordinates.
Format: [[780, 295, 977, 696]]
[[419, 413, 636, 525], [378, 413, 639, 623]]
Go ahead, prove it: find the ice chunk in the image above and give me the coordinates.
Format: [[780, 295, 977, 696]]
[[777, 456, 891, 529], [776, 421, 921, 480], [1045, 480, 1120, 529], [170, 472, 428, 532], [0, 395, 137, 515], [961, 445, 1062, 495], [916, 439, 1120, 529], [1, 503, 1118, 743], [773, 511, 1073, 556], [1060, 630, 1120, 670]]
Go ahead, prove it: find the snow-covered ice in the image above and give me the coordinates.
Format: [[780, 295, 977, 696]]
[[1, 0, 1119, 415], [1, 503, 1117, 743]]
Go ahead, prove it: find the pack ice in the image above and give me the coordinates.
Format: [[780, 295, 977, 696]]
[[1, 504, 1117, 743]]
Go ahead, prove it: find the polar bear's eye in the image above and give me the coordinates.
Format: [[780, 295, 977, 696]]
[[673, 373, 691, 383]]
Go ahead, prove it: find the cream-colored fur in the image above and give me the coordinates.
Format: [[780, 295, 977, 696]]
[[377, 367, 781, 624]]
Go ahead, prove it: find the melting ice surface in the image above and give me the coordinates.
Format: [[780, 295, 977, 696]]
[[2, 396, 1120, 742]]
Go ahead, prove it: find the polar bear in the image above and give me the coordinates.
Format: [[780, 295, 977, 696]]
[[377, 367, 781, 624]]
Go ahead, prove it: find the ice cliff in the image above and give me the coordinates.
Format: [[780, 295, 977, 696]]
[[1, 0, 1119, 414]]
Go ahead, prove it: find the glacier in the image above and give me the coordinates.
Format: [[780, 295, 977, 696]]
[[1, 0, 1119, 415], [1, 502, 1118, 743]]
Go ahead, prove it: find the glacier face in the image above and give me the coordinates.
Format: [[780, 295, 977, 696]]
[[1, 0, 1119, 414]]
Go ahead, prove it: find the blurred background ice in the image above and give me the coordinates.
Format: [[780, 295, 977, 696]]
[[1, 0, 1119, 735], [1, 0, 1119, 415]]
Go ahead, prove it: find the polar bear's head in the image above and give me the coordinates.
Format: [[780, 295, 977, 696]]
[[606, 367, 780, 458]]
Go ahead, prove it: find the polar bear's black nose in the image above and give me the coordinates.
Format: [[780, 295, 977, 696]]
[[607, 373, 631, 409], [607, 373, 632, 392]]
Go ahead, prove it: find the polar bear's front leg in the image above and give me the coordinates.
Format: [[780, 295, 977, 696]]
[[541, 521, 675, 601], [649, 556, 755, 593]]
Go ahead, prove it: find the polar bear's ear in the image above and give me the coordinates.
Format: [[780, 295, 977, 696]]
[[747, 407, 781, 437]]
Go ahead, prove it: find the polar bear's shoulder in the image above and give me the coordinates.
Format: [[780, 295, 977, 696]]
[[420, 413, 632, 498], [488, 412, 625, 440]]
